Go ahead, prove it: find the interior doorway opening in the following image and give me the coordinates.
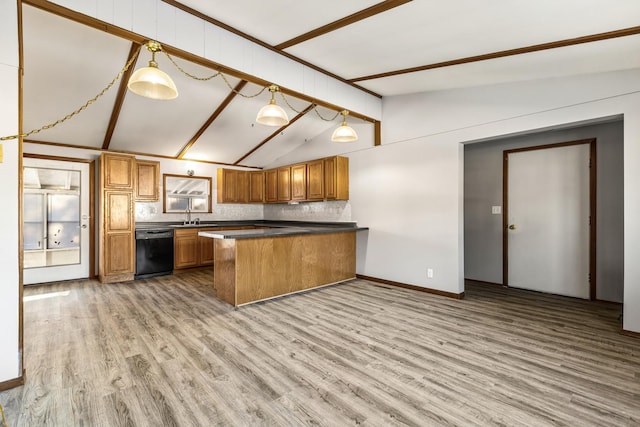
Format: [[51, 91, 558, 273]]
[[463, 119, 623, 303]]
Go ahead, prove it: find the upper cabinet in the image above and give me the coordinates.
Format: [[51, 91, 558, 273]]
[[217, 169, 249, 203], [277, 166, 292, 202], [249, 171, 265, 203], [216, 156, 349, 204], [103, 153, 135, 190], [265, 169, 278, 203], [135, 160, 160, 201], [324, 156, 349, 200], [291, 163, 307, 201], [306, 159, 324, 201]]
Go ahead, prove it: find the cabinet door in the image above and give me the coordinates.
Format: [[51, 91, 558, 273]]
[[324, 156, 349, 200], [105, 191, 133, 233], [265, 169, 278, 202], [135, 160, 159, 201], [198, 227, 223, 266], [277, 166, 291, 202], [104, 233, 134, 275], [306, 159, 324, 200], [291, 164, 307, 201], [219, 169, 238, 203], [174, 229, 199, 269], [103, 153, 135, 189], [249, 171, 265, 203], [237, 171, 249, 203]]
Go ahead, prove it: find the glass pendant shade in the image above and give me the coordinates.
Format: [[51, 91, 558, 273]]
[[331, 122, 358, 142], [127, 61, 178, 100], [331, 110, 358, 142], [256, 99, 289, 126]]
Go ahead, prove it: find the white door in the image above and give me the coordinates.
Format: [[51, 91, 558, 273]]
[[506, 144, 590, 299], [23, 158, 91, 284]]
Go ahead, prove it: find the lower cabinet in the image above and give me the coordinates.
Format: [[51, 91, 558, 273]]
[[175, 226, 254, 272], [174, 229, 199, 270]]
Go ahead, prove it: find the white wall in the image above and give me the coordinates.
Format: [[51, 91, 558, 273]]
[[273, 68, 640, 332], [0, 0, 21, 384], [464, 121, 624, 302]]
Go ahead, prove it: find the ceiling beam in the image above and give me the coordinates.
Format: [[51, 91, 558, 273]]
[[23, 0, 379, 124], [350, 25, 640, 82], [233, 104, 315, 166], [275, 0, 412, 50], [102, 42, 140, 150], [161, 0, 381, 98], [176, 80, 247, 159], [24, 139, 262, 169]]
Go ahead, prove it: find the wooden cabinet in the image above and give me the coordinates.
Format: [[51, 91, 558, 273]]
[[277, 166, 291, 202], [99, 153, 135, 283], [198, 227, 222, 266], [249, 171, 265, 203], [291, 163, 307, 201], [103, 153, 135, 189], [324, 156, 349, 200], [174, 229, 199, 270], [135, 160, 159, 201], [306, 159, 324, 200], [265, 169, 278, 202], [217, 169, 249, 203], [175, 227, 240, 271], [218, 156, 349, 204]]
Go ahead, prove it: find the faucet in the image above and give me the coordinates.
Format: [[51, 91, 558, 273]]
[[184, 208, 191, 225]]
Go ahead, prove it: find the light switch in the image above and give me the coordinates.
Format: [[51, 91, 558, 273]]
[[491, 206, 501, 215]]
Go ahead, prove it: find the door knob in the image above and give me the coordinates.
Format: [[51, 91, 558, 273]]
[[508, 224, 517, 230]]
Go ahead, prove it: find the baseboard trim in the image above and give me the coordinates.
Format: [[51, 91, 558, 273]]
[[356, 274, 465, 299], [464, 278, 503, 287], [621, 329, 640, 339], [0, 373, 24, 391]]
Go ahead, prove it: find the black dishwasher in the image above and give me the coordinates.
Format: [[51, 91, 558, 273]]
[[135, 228, 174, 279]]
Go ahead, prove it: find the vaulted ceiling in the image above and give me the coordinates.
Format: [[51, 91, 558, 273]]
[[21, 0, 640, 168]]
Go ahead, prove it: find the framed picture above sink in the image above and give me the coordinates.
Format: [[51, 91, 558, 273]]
[[163, 174, 212, 213]]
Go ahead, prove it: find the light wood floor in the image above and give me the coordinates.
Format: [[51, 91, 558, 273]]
[[1, 272, 639, 426]]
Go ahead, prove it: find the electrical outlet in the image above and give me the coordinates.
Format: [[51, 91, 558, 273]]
[[427, 268, 434, 279]]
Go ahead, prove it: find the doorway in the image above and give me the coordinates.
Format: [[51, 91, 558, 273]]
[[22, 155, 94, 285], [503, 140, 596, 299]]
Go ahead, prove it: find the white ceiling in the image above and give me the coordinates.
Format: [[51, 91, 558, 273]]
[[21, 0, 640, 167]]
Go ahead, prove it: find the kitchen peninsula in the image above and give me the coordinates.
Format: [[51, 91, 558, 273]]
[[199, 223, 365, 306]]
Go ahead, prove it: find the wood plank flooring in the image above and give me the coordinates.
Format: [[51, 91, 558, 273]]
[[1, 272, 639, 426]]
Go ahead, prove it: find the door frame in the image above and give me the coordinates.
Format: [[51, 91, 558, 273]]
[[23, 153, 96, 279], [502, 139, 597, 300]]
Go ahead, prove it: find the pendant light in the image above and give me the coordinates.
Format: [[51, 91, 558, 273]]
[[256, 85, 289, 126], [331, 110, 358, 142], [128, 41, 178, 100]]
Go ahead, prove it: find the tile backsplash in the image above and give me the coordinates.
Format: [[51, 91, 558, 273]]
[[264, 200, 352, 222], [135, 201, 263, 223], [136, 199, 351, 223]]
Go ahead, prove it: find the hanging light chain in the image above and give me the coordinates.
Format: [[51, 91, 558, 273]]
[[162, 50, 267, 98], [0, 44, 143, 142], [1, 38, 364, 142]]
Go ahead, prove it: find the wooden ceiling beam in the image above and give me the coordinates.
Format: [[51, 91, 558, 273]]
[[350, 25, 640, 82], [102, 42, 140, 150], [176, 80, 247, 159], [233, 104, 315, 166], [275, 0, 412, 50], [24, 139, 262, 169]]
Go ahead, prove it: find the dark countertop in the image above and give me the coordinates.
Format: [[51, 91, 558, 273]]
[[135, 219, 361, 230], [198, 224, 366, 240]]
